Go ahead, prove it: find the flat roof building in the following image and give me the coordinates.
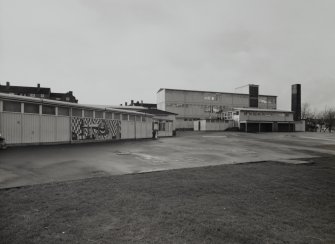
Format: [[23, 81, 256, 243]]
[[157, 86, 277, 130]]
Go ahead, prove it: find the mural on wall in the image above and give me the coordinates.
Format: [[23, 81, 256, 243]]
[[71, 117, 121, 140]]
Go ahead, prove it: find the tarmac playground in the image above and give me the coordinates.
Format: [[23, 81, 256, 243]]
[[0, 131, 334, 189]]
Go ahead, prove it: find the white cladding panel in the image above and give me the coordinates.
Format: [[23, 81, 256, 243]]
[[22, 114, 40, 143], [56, 116, 70, 142], [0, 112, 22, 144], [40, 116, 56, 142]]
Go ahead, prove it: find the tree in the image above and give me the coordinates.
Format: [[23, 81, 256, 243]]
[[323, 108, 335, 133], [301, 103, 312, 120]]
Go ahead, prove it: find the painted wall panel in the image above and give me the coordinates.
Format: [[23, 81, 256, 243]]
[[121, 120, 135, 139], [0, 112, 22, 144], [22, 114, 40, 143], [40, 116, 56, 142], [56, 116, 70, 142]]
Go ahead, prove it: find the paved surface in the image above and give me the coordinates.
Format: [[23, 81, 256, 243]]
[[0, 132, 334, 188]]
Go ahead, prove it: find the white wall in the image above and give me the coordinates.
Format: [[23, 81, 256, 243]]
[[0, 112, 70, 145], [197, 120, 233, 131], [294, 120, 306, 132], [121, 120, 153, 140]]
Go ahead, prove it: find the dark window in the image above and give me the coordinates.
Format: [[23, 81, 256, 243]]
[[3, 100, 21, 112], [95, 111, 103, 118], [122, 114, 128, 120], [24, 103, 39, 114], [105, 112, 113, 119], [159, 122, 166, 131], [72, 108, 82, 117], [84, 110, 93, 118], [42, 105, 56, 115], [58, 107, 69, 116], [114, 113, 120, 120]]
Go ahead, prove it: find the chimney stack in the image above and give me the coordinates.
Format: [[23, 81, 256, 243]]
[[131, 100, 134, 106], [125, 102, 128, 106], [6, 81, 10, 89], [249, 84, 259, 108], [291, 84, 301, 121]]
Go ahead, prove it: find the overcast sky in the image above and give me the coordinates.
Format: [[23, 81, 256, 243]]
[[0, 0, 334, 110]]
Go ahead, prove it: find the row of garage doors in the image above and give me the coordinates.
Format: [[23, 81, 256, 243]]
[[240, 122, 295, 133]]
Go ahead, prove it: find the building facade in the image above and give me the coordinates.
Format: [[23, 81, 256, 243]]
[[229, 108, 294, 132], [157, 87, 277, 129], [0, 93, 154, 146]]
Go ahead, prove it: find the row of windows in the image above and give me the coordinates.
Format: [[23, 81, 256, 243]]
[[243, 111, 290, 117], [2, 100, 148, 121]]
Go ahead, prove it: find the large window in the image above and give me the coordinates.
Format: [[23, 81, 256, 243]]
[[114, 113, 120, 120], [95, 111, 103, 118], [105, 112, 113, 119], [58, 107, 70, 116], [122, 114, 128, 120], [42, 105, 56, 115], [84, 110, 93, 118], [3, 100, 21, 112], [159, 122, 166, 131], [72, 108, 82, 117], [24, 103, 39, 114]]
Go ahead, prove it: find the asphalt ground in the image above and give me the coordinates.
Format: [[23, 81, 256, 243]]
[[0, 131, 335, 188]]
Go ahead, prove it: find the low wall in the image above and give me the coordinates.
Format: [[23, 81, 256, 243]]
[[294, 120, 306, 132], [195, 120, 233, 131]]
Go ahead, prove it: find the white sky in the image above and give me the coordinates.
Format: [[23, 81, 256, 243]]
[[0, 0, 334, 110]]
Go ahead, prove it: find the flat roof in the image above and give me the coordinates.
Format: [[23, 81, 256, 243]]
[[0, 93, 153, 116], [157, 88, 277, 97]]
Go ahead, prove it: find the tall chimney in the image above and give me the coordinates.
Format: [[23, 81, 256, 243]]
[[37, 83, 40, 91], [291, 84, 301, 121], [6, 81, 10, 89], [249, 84, 259, 108], [131, 100, 134, 106]]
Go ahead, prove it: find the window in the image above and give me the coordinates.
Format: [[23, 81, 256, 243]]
[[129, 115, 135, 121], [159, 122, 166, 131], [105, 112, 113, 119], [3, 100, 21, 112], [24, 103, 39, 114], [142, 117, 146, 122], [58, 107, 69, 116], [95, 111, 103, 118], [40, 94, 45, 98], [122, 114, 128, 120], [84, 110, 93, 118], [114, 113, 120, 120], [29, 94, 36, 97], [136, 116, 141, 122], [72, 108, 82, 117], [42, 105, 56, 115]]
